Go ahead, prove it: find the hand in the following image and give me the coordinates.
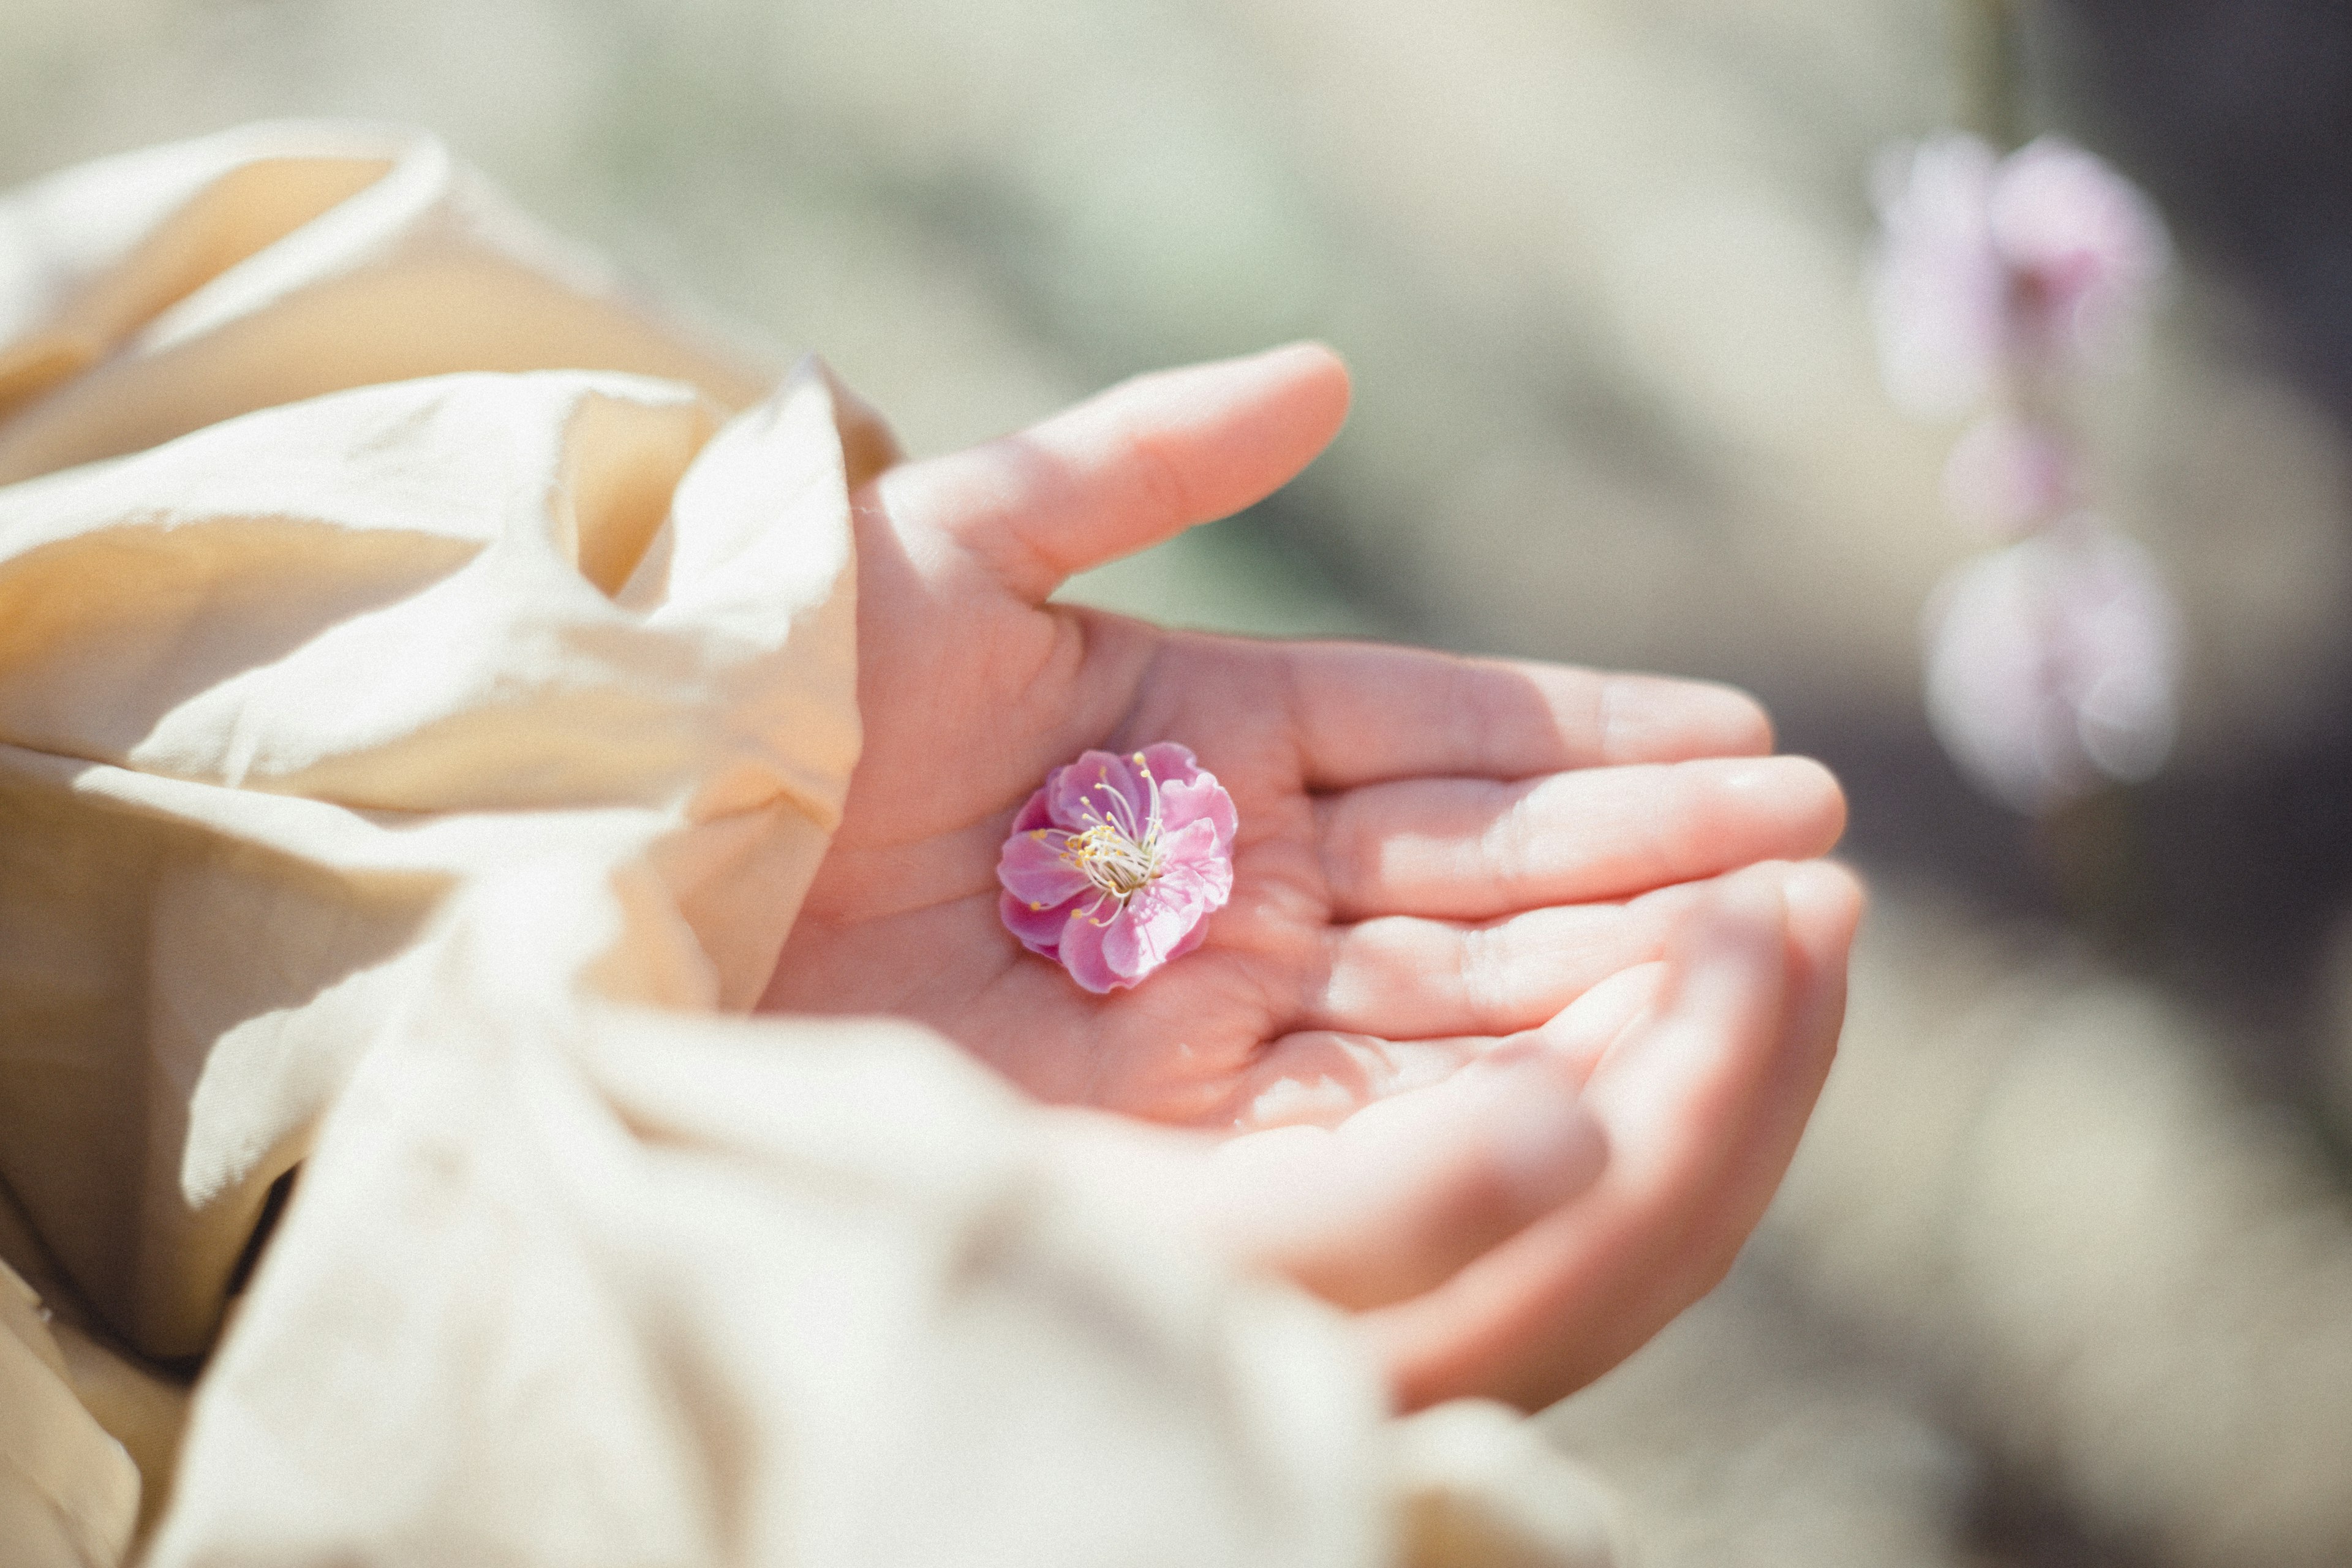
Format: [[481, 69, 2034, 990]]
[[760, 344, 1861, 1405], [1044, 859, 1857, 1410]]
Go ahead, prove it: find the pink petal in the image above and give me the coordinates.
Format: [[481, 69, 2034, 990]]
[[1923, 522, 2178, 813], [1047, 750, 1151, 834], [1167, 921, 1212, 962], [1942, 415, 2076, 537], [1136, 741, 1203, 787], [998, 829, 1090, 908], [1057, 901, 1123, 993], [1042, 760, 1088, 826], [1139, 743, 1238, 850], [1157, 819, 1234, 904], [1989, 137, 2168, 358], [1000, 891, 1074, 957], [1160, 778, 1236, 850], [1101, 889, 1196, 982], [1871, 134, 2005, 415], [1000, 742, 1241, 990], [1009, 786, 1054, 835], [1161, 865, 1229, 929]]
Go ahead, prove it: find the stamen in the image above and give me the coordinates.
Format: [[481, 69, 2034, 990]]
[[1057, 758, 1168, 902]]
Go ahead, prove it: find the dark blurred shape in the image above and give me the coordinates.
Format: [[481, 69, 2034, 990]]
[[2040, 0, 2352, 424]]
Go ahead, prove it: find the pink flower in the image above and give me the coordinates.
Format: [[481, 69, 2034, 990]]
[[1923, 519, 2180, 814], [997, 742, 1237, 993], [1989, 138, 2170, 363], [1871, 134, 2007, 415], [1872, 134, 2168, 415], [1943, 412, 2078, 537]]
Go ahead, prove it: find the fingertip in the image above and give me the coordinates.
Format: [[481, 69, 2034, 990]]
[[1233, 340, 1353, 452], [1779, 859, 1864, 1071], [1102, 342, 1353, 538], [1780, 755, 1849, 849], [1265, 338, 1353, 410], [1783, 858, 1866, 956], [1602, 674, 1776, 764], [1453, 1055, 1609, 1213], [1697, 861, 1793, 943], [1660, 865, 1789, 1018], [1713, 754, 1849, 858], [1711, 681, 1776, 755]]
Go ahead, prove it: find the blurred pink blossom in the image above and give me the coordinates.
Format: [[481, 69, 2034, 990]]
[[1943, 413, 2078, 537], [1872, 134, 2168, 415], [997, 742, 1236, 993], [1923, 521, 2180, 813]]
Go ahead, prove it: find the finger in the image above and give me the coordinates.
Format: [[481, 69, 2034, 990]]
[[1301, 884, 1707, 1041], [1205, 957, 1671, 1133], [1207, 1029, 1496, 1132], [880, 342, 1351, 603], [1272, 641, 1774, 790], [1198, 1053, 1607, 1310], [1361, 867, 1815, 1409], [1520, 859, 1860, 1401], [1300, 860, 1838, 1041], [1681, 858, 1862, 1230], [1317, 755, 1846, 921]]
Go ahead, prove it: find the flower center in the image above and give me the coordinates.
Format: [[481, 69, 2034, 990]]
[[1066, 821, 1162, 899], [1052, 754, 1167, 904]]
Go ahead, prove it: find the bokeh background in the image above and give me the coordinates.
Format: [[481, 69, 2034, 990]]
[[9, 1, 2352, 1562]]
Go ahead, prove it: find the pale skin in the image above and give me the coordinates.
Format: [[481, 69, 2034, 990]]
[[761, 343, 1863, 1412]]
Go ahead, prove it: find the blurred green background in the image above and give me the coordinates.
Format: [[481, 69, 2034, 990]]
[[10, 2, 2352, 1564]]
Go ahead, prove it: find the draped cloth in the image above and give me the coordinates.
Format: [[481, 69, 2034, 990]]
[[0, 123, 1623, 1567]]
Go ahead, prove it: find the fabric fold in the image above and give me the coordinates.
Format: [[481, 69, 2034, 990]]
[[0, 123, 1626, 1568], [0, 356, 861, 1357], [143, 862, 1392, 1568]]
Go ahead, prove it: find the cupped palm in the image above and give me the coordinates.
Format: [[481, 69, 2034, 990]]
[[763, 345, 1840, 1127], [760, 345, 1863, 1408]]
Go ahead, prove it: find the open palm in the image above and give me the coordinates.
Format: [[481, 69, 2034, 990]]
[[763, 346, 1839, 1126], [760, 346, 1861, 1408]]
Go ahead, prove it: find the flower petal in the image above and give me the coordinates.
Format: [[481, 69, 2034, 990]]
[[999, 891, 1074, 957], [1057, 899, 1123, 993], [1923, 522, 2178, 813], [1136, 741, 1203, 791], [1009, 785, 1055, 835], [1001, 742, 1240, 991], [1140, 743, 1238, 848], [1988, 137, 2168, 358], [1157, 819, 1234, 903], [1104, 889, 1200, 981], [1047, 750, 1149, 834], [998, 829, 1091, 908], [1161, 780, 1235, 848]]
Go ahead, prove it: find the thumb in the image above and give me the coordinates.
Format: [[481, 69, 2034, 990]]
[[880, 342, 1352, 603]]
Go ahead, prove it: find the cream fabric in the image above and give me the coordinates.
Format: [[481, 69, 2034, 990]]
[[0, 1255, 139, 1568], [0, 124, 1626, 1567]]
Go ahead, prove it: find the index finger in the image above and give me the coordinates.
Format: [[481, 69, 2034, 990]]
[[1268, 641, 1774, 789]]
